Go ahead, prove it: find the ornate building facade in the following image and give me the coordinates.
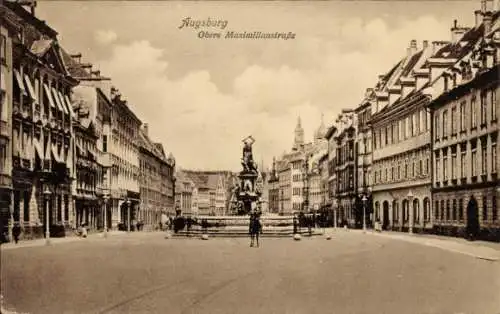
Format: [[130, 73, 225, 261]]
[[370, 39, 434, 232], [334, 110, 358, 227], [108, 87, 141, 230], [0, 3, 15, 241], [354, 89, 374, 227], [3, 2, 78, 239], [63, 51, 113, 232], [138, 123, 176, 229], [429, 6, 500, 240]]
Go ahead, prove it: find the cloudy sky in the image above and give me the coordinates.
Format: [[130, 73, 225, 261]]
[[36, 1, 478, 171]]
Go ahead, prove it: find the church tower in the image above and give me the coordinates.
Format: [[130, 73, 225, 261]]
[[293, 116, 304, 150]]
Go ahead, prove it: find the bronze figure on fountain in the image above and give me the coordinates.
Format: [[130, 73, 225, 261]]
[[231, 136, 262, 215]]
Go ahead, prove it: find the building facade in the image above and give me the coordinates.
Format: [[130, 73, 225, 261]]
[[108, 87, 141, 230], [3, 2, 78, 240], [355, 90, 374, 227], [64, 52, 113, 232], [0, 3, 15, 241], [429, 7, 500, 240], [370, 39, 434, 232], [325, 126, 338, 225], [138, 124, 175, 229], [334, 110, 359, 227]]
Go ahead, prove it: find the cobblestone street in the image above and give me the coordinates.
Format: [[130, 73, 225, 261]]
[[2, 231, 499, 314]]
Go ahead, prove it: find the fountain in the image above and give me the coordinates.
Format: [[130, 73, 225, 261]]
[[230, 136, 262, 216]]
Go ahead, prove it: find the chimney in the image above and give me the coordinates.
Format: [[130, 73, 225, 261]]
[[365, 88, 373, 98], [451, 20, 469, 43], [485, 0, 494, 12], [407, 39, 417, 56], [432, 40, 449, 54], [475, 10, 483, 27], [70, 53, 82, 63], [143, 123, 149, 136], [422, 40, 429, 49], [481, 0, 487, 12]]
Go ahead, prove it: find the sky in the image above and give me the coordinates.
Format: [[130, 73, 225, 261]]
[[35, 0, 480, 171]]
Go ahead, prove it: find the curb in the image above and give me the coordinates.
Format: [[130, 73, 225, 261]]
[[364, 231, 500, 262], [0, 232, 129, 250]]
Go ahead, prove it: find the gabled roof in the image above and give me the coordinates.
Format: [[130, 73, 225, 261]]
[[29, 39, 71, 78]]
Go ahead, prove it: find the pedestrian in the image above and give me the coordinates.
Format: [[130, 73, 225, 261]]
[[81, 223, 87, 238], [12, 222, 21, 244]]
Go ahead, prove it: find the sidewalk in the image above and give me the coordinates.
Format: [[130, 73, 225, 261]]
[[0, 231, 128, 251], [349, 228, 500, 262]]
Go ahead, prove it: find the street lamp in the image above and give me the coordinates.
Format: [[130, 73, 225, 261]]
[[407, 190, 414, 234], [333, 198, 338, 229], [362, 194, 368, 233], [43, 186, 52, 245], [103, 194, 109, 238], [126, 199, 131, 232]]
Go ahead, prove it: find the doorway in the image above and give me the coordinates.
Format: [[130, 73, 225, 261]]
[[382, 201, 390, 230], [466, 196, 480, 239]]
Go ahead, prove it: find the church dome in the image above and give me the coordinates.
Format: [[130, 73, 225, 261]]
[[314, 113, 327, 140]]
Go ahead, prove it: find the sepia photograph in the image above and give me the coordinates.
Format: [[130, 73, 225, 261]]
[[0, 0, 499, 313]]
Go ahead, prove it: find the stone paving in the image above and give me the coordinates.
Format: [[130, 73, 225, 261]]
[[2, 230, 500, 314]]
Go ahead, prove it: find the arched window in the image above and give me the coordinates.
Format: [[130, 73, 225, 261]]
[[483, 196, 488, 221], [435, 200, 439, 220], [452, 199, 457, 221], [413, 199, 420, 223], [393, 200, 399, 222], [423, 198, 431, 222], [440, 200, 445, 221], [446, 200, 451, 221], [493, 196, 498, 221], [459, 198, 464, 221]]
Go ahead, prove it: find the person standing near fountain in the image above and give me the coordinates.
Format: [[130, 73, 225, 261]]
[[249, 211, 262, 247]]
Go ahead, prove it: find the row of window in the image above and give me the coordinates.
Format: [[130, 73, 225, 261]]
[[434, 88, 497, 141], [336, 167, 354, 193], [374, 109, 430, 150], [435, 135, 498, 183], [434, 196, 498, 222], [336, 141, 355, 164], [12, 191, 70, 224], [373, 153, 430, 185]]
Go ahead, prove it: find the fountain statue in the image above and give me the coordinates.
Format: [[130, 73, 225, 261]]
[[231, 136, 262, 215]]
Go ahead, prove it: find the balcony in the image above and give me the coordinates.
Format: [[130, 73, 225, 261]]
[[0, 120, 8, 138], [33, 110, 41, 123], [21, 158, 31, 169], [0, 173, 12, 189]]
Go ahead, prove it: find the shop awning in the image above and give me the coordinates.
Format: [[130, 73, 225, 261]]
[[0, 70, 6, 92], [59, 145, 66, 162], [76, 142, 85, 157], [43, 84, 56, 109], [64, 95, 75, 117], [23, 74, 38, 103], [51, 88, 65, 113], [51, 144, 63, 163], [12, 128, 20, 157], [56, 90, 69, 115], [44, 139, 51, 161], [33, 138, 44, 160], [14, 69, 27, 96]]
